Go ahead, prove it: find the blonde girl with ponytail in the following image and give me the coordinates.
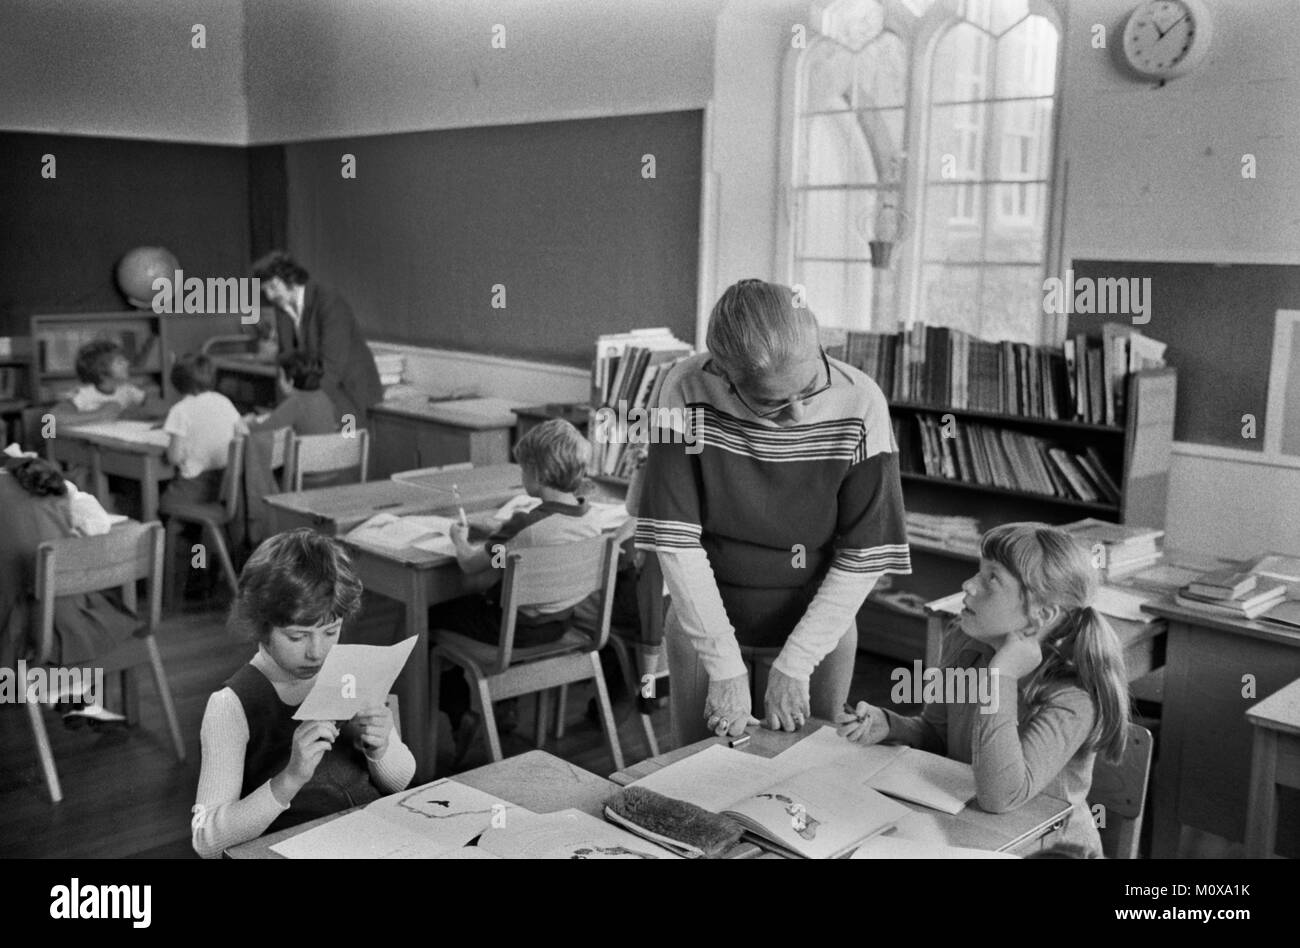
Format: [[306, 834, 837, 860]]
[[837, 522, 1130, 856]]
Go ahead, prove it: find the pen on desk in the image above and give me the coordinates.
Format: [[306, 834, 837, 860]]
[[452, 484, 468, 530], [373, 502, 401, 510], [729, 735, 751, 748], [843, 701, 866, 723]]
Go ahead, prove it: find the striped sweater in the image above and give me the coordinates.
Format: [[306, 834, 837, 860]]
[[635, 352, 911, 650]]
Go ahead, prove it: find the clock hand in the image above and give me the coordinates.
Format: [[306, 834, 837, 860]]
[[1156, 12, 1189, 41]]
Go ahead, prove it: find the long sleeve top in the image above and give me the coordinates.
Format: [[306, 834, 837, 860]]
[[882, 628, 1103, 856], [191, 648, 416, 859]]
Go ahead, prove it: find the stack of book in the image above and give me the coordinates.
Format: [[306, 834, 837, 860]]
[[1062, 518, 1163, 577], [371, 348, 406, 388], [906, 512, 982, 557], [838, 322, 1166, 425], [1175, 569, 1288, 620], [591, 329, 693, 479], [897, 416, 1122, 505]]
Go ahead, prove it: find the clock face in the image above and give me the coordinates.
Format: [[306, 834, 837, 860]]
[[1123, 0, 1209, 79]]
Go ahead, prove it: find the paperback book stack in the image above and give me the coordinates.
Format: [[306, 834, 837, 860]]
[[591, 328, 693, 480], [1175, 569, 1288, 620], [1063, 518, 1163, 578]]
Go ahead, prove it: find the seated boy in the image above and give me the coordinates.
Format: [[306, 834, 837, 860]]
[[433, 419, 604, 751], [49, 339, 164, 426]]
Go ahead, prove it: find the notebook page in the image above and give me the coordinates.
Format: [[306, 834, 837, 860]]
[[270, 810, 449, 859], [868, 749, 977, 814], [767, 726, 905, 784], [476, 809, 680, 859], [628, 744, 777, 812], [292, 637, 418, 721]]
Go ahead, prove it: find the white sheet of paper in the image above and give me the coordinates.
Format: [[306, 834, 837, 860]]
[[629, 744, 777, 812], [850, 833, 1019, 859], [411, 534, 458, 557], [1094, 584, 1153, 621], [476, 809, 680, 860], [269, 810, 449, 859], [64, 420, 171, 448], [292, 636, 418, 721], [346, 514, 437, 550], [767, 726, 904, 784]]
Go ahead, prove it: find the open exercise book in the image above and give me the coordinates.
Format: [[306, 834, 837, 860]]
[[270, 780, 524, 858], [626, 742, 910, 859], [345, 513, 459, 557], [477, 809, 680, 859]]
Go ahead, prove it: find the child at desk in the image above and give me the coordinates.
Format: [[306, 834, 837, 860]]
[[49, 339, 162, 425], [159, 354, 245, 510], [192, 530, 415, 858], [243, 352, 340, 436], [433, 419, 605, 752], [837, 523, 1129, 857]]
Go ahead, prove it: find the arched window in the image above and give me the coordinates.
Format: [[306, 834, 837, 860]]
[[785, 0, 1060, 343]]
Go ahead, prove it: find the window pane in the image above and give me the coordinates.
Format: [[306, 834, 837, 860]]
[[804, 43, 855, 113], [797, 188, 879, 260], [978, 265, 1044, 343], [917, 264, 981, 334], [920, 184, 983, 262], [855, 32, 908, 109], [801, 109, 905, 185], [986, 183, 1047, 262], [987, 0, 1030, 36], [931, 21, 992, 105], [926, 102, 988, 180], [796, 260, 876, 330], [993, 15, 1058, 99]]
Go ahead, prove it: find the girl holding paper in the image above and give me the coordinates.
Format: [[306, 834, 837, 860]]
[[192, 530, 415, 859]]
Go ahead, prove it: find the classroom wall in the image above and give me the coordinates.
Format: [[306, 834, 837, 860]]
[[0, 0, 248, 145], [706, 0, 1300, 556], [243, 0, 722, 144]]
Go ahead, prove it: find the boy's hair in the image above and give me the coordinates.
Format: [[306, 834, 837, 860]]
[[75, 339, 125, 385], [170, 353, 216, 396], [706, 278, 820, 387], [513, 419, 590, 493], [980, 522, 1130, 763], [278, 351, 323, 391], [251, 249, 310, 287], [228, 529, 363, 642], [10, 457, 68, 498]]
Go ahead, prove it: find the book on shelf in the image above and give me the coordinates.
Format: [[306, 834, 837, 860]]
[[591, 329, 692, 478], [842, 322, 1164, 425], [1186, 569, 1257, 601], [1174, 580, 1287, 619]]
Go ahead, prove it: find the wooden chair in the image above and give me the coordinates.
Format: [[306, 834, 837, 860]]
[[1089, 722, 1154, 859], [288, 429, 370, 490], [27, 520, 185, 803], [163, 434, 245, 605], [429, 534, 625, 774]]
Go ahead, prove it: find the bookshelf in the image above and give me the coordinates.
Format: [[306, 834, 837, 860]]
[[29, 311, 247, 405], [863, 367, 1178, 663]]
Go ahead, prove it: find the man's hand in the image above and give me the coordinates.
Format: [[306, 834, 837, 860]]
[[704, 674, 760, 738], [762, 667, 810, 732]]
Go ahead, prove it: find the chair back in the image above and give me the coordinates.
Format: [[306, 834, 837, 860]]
[[290, 430, 370, 491], [219, 434, 247, 521], [33, 520, 164, 665], [493, 534, 619, 673], [1089, 722, 1154, 859]]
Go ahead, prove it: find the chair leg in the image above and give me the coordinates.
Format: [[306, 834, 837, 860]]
[[477, 678, 504, 762], [590, 653, 625, 772], [640, 710, 660, 759], [428, 651, 443, 776], [535, 689, 552, 750], [164, 518, 184, 608], [205, 523, 240, 596], [120, 669, 140, 726], [24, 700, 62, 804], [554, 684, 568, 740], [146, 637, 186, 762]]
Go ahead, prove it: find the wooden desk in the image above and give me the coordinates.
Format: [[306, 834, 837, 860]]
[[370, 397, 520, 477], [1245, 677, 1300, 858], [226, 750, 617, 858], [390, 462, 525, 508], [1145, 598, 1300, 857], [264, 479, 460, 536], [48, 422, 175, 523], [611, 722, 1074, 857]]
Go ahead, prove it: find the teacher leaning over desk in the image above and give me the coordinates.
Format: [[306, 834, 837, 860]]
[[633, 279, 912, 745]]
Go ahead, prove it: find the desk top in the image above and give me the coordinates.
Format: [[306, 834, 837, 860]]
[[373, 396, 522, 429], [392, 463, 525, 509], [611, 722, 1073, 855], [211, 354, 279, 378], [227, 750, 616, 858], [1247, 676, 1300, 734], [1143, 598, 1300, 647], [58, 420, 170, 455], [264, 479, 452, 533]]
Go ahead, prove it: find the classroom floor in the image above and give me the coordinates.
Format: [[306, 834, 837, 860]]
[[0, 594, 914, 859]]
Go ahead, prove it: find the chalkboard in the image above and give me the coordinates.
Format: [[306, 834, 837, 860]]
[[284, 111, 702, 368], [1068, 260, 1300, 450]]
